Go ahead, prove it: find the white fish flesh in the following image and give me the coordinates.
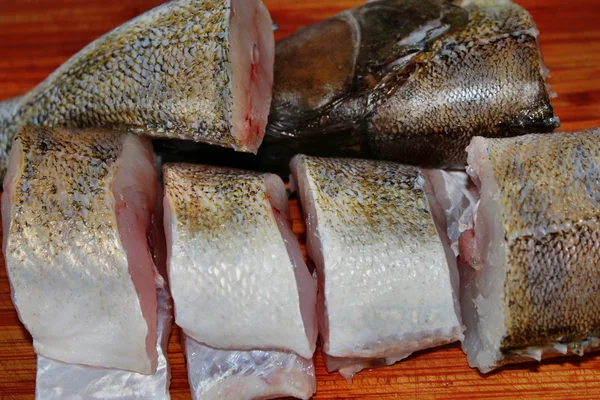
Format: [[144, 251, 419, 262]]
[[2, 127, 160, 374], [430, 130, 600, 373], [163, 164, 317, 358], [184, 335, 316, 400], [35, 285, 173, 399], [0, 0, 275, 178], [290, 155, 463, 380]]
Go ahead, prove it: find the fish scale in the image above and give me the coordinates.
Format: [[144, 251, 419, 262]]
[[370, 0, 557, 166], [0, 0, 275, 179], [478, 132, 600, 352], [430, 129, 600, 373], [2, 126, 159, 374], [291, 155, 463, 380], [1, 1, 230, 141], [255, 0, 558, 177], [163, 163, 317, 359]]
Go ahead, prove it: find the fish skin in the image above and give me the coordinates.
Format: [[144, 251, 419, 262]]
[[184, 335, 316, 400], [0, 0, 272, 179], [35, 285, 173, 400], [369, 0, 557, 166], [473, 130, 600, 352], [34, 162, 172, 399], [266, 0, 558, 171], [270, 0, 467, 137], [0, 97, 24, 167], [291, 155, 463, 377], [3, 126, 158, 374], [163, 163, 317, 359]]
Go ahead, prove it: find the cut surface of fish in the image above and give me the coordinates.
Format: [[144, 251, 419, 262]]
[[34, 177, 172, 399], [266, 0, 558, 171], [36, 285, 173, 400], [2, 126, 159, 374], [444, 130, 600, 373], [0, 0, 274, 179], [290, 155, 463, 379], [163, 164, 317, 359], [184, 335, 316, 400], [420, 169, 479, 257]]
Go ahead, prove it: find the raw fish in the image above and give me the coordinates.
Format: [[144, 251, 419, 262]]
[[421, 169, 479, 256], [184, 335, 316, 400], [34, 163, 172, 399], [2, 126, 159, 374], [35, 285, 173, 400], [290, 155, 463, 380], [435, 130, 600, 373], [163, 164, 317, 358], [0, 0, 275, 178], [263, 0, 558, 174]]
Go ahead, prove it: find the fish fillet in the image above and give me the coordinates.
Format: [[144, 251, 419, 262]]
[[34, 165, 172, 399], [184, 335, 316, 400], [163, 164, 317, 359], [0, 0, 275, 179], [35, 285, 172, 399], [2, 126, 159, 374], [290, 155, 463, 379], [440, 130, 600, 373]]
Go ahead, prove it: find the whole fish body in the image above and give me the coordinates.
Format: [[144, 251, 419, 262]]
[[427, 129, 600, 373], [261, 0, 558, 174], [2, 126, 160, 374], [291, 155, 463, 380], [0, 0, 275, 179]]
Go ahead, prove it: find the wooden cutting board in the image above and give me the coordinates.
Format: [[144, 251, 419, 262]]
[[1, 0, 600, 399]]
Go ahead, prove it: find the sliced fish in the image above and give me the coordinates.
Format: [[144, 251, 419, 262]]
[[184, 335, 316, 400], [290, 155, 463, 380], [35, 285, 173, 399], [2, 127, 159, 374], [163, 164, 317, 358], [261, 0, 557, 175], [432, 130, 600, 373], [0, 0, 275, 178], [34, 171, 172, 399]]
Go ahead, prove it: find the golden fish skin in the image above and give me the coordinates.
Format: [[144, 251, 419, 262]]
[[2, 126, 159, 374], [290, 155, 463, 379], [267, 0, 558, 169], [483, 131, 600, 350], [0, 97, 22, 168], [163, 163, 317, 359], [457, 129, 600, 372], [0, 0, 275, 178]]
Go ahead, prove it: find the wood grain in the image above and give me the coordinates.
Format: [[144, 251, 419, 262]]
[[1, 0, 600, 399]]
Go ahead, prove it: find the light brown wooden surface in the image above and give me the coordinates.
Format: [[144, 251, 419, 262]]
[[1, 0, 600, 399]]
